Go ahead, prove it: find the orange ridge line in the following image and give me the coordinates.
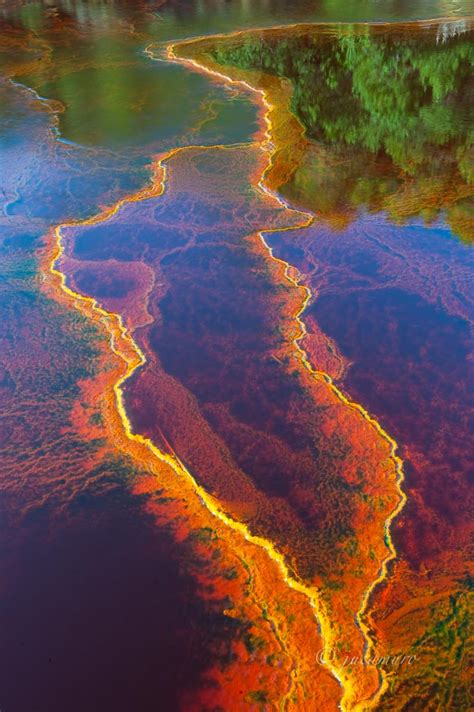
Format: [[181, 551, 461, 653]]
[[251, 74, 408, 709], [163, 36, 408, 711], [47, 133, 344, 707], [45, 34, 406, 712], [49, 147, 346, 708]]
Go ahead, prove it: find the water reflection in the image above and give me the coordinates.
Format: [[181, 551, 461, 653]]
[[2, 0, 474, 36], [211, 21, 473, 240]]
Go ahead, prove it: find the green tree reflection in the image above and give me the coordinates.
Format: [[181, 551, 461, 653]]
[[213, 23, 473, 240]]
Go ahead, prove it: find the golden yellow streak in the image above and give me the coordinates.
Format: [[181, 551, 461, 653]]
[[164, 37, 408, 711], [258, 236, 407, 711], [48, 143, 346, 706], [248, 52, 407, 712], [46, 34, 407, 712], [255, 65, 406, 712]]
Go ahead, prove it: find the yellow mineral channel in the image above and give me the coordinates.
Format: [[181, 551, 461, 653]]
[[164, 35, 408, 710], [47, 142, 347, 705], [44, 32, 408, 712]]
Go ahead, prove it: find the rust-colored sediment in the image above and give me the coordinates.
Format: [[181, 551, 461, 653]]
[[41, 147, 339, 710], [39, 33, 408, 711], [166, 36, 407, 710], [171, 24, 474, 710]]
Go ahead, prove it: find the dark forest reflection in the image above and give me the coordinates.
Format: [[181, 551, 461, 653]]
[[212, 22, 473, 240]]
